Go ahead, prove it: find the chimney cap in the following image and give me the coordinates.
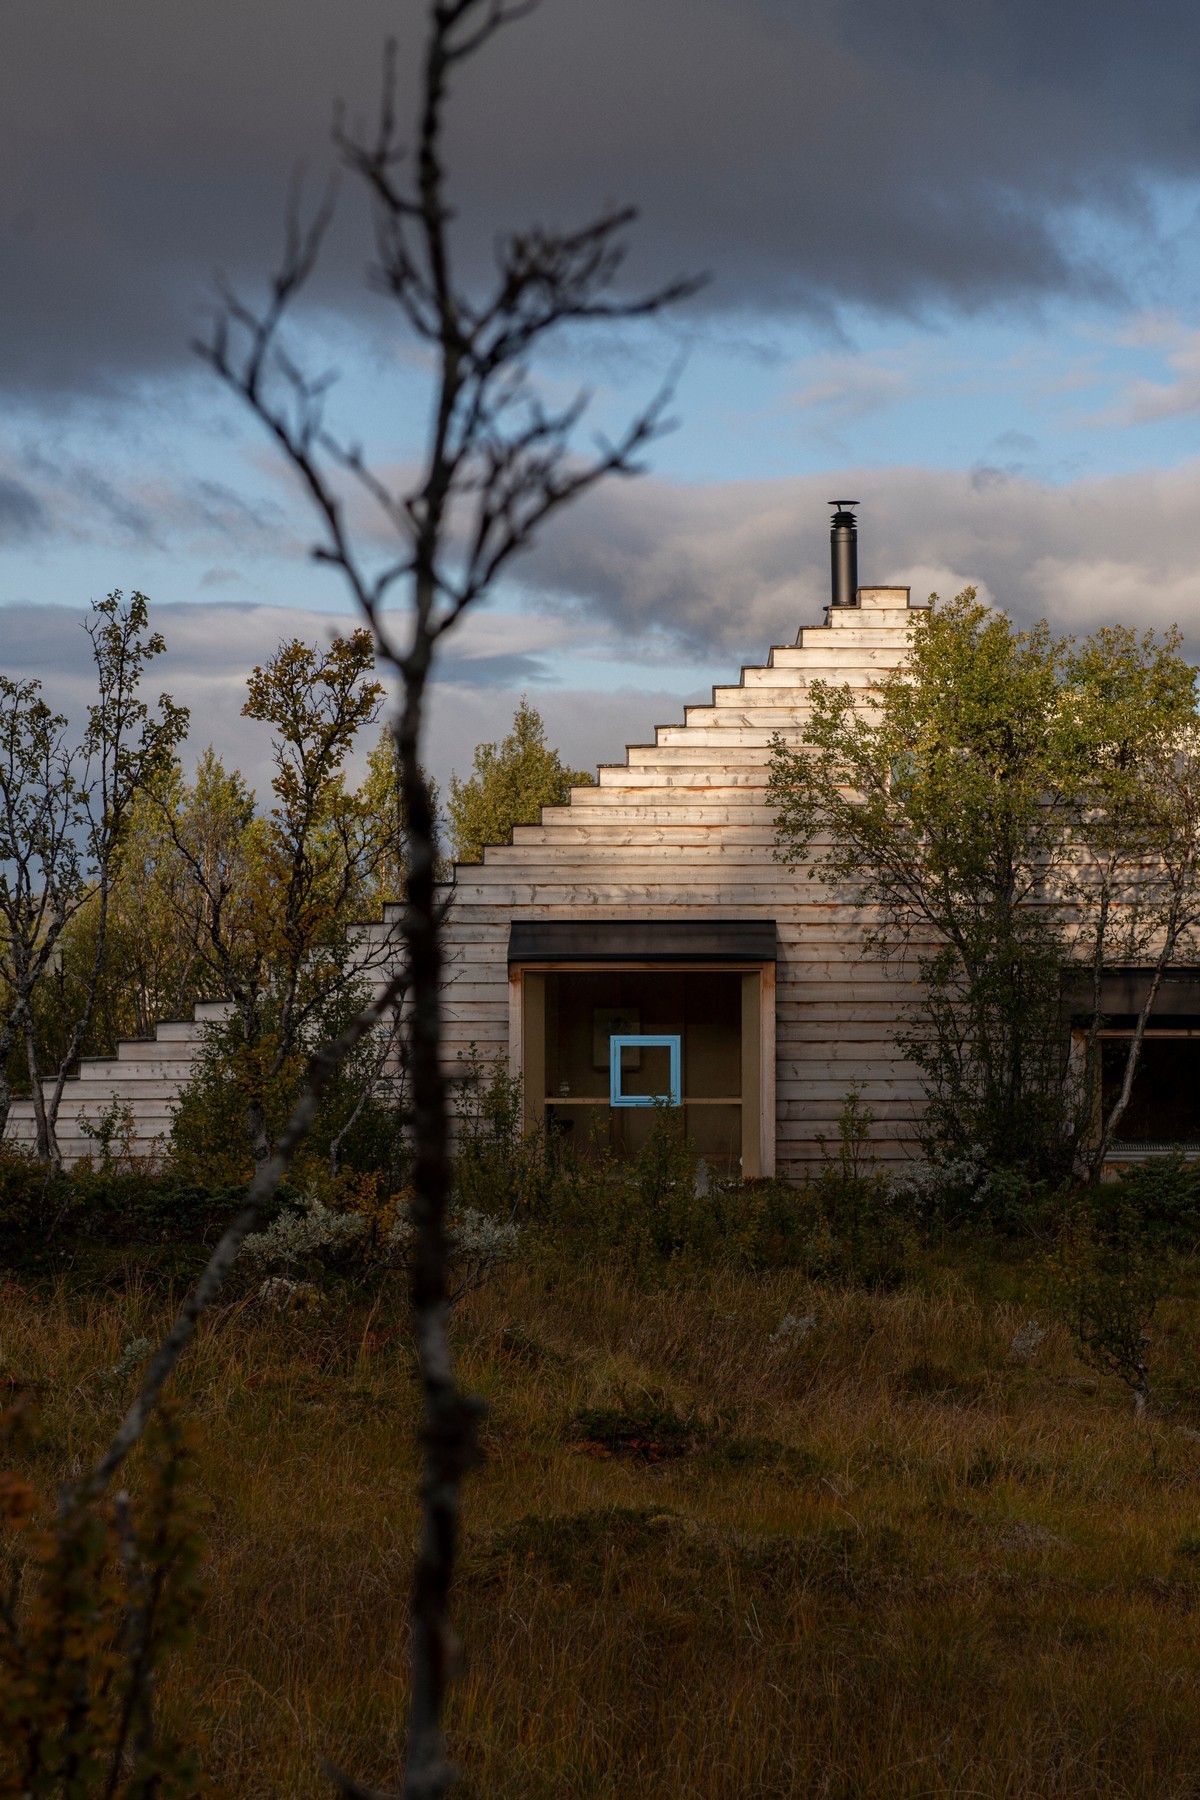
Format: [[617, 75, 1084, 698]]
[[828, 499, 861, 510]]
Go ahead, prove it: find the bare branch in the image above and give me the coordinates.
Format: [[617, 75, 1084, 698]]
[[70, 963, 409, 1511], [189, 3, 697, 1791]]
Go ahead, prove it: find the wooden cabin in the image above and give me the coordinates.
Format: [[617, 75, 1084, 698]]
[[14, 498, 1196, 1175], [417, 579, 927, 1181], [4, 568, 927, 1174]]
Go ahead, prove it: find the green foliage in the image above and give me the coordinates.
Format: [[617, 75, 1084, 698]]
[[452, 1055, 914, 1282], [446, 697, 593, 863], [452, 1048, 554, 1222], [358, 728, 445, 914], [1092, 1153, 1200, 1253], [568, 1400, 702, 1462], [168, 996, 405, 1190], [768, 590, 1200, 1185], [158, 632, 393, 1167], [808, 1087, 916, 1287], [107, 750, 260, 1041], [0, 1144, 254, 1273], [0, 1401, 210, 1798], [0, 591, 188, 1151], [1042, 1191, 1177, 1410]]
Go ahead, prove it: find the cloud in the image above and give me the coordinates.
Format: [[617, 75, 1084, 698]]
[[0, 444, 294, 558], [1097, 322, 1200, 424], [0, 599, 638, 793], [0, 475, 44, 540], [787, 355, 911, 431], [513, 460, 1200, 656], [428, 683, 690, 790], [5, 1, 1200, 398], [11, 451, 1200, 802]]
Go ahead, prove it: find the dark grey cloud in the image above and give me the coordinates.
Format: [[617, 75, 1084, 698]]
[[5, 0, 1200, 398], [0, 441, 293, 557], [0, 475, 44, 540], [513, 461, 1200, 659], [0, 597, 630, 789]]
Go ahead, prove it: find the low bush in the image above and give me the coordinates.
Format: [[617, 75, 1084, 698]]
[[0, 1143, 286, 1273], [241, 1183, 520, 1301], [452, 1061, 917, 1284], [1099, 1151, 1200, 1252], [1041, 1185, 1182, 1413]]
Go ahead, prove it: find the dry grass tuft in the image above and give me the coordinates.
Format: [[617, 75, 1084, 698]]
[[6, 1252, 1200, 1796]]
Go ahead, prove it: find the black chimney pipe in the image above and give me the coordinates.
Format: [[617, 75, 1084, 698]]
[[829, 500, 860, 608]]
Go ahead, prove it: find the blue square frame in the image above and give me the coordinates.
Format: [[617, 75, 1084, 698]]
[[609, 1034, 682, 1108]]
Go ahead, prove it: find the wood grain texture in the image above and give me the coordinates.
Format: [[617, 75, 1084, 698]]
[[438, 600, 920, 1176], [5, 600, 927, 1175]]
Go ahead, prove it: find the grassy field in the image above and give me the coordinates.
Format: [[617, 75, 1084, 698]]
[[7, 1249, 1200, 1798]]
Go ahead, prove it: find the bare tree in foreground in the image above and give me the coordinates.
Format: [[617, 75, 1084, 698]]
[[75, 3, 696, 1795]]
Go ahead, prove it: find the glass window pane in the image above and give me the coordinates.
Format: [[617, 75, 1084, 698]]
[[1101, 1038, 1200, 1143], [539, 969, 748, 1168]]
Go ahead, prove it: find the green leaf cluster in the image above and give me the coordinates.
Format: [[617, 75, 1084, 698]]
[[768, 590, 1200, 1184], [447, 697, 592, 864]]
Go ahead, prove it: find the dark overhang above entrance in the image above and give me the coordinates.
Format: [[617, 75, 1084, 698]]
[[507, 918, 778, 965], [1063, 965, 1200, 1027]]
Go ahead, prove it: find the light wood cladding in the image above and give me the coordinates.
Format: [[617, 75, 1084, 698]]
[[419, 589, 922, 1177]]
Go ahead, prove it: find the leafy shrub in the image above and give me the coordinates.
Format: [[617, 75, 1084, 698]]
[[1100, 1152, 1200, 1253], [452, 1047, 556, 1221], [169, 1004, 407, 1189], [449, 1060, 918, 1283], [568, 1399, 701, 1462], [0, 1144, 256, 1270], [808, 1087, 915, 1287], [1042, 1194, 1175, 1411]]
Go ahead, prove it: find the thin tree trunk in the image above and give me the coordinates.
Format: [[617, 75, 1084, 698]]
[[44, 881, 113, 1166], [24, 1011, 50, 1162], [1089, 931, 1175, 1181], [395, 640, 483, 1800]]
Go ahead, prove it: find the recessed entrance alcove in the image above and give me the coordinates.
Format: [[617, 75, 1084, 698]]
[[507, 919, 777, 1177]]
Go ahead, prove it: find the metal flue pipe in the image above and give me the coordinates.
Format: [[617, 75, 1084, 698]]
[[829, 501, 860, 608]]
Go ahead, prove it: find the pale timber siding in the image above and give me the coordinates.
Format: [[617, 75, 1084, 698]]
[[7, 588, 925, 1174], [400, 587, 925, 1177], [4, 1001, 232, 1167]]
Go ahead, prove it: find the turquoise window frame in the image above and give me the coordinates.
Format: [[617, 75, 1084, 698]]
[[609, 1034, 682, 1108]]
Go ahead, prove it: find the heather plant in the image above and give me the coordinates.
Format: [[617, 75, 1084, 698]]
[[0, 1400, 209, 1798], [242, 1184, 519, 1302]]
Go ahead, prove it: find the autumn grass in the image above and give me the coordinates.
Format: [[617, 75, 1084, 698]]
[[7, 1251, 1200, 1797]]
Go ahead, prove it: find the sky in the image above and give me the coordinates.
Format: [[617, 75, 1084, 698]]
[[4, 0, 1200, 795]]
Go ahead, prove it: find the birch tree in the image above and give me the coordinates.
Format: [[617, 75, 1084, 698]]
[[0, 591, 186, 1162], [71, 11, 695, 1797], [768, 591, 1200, 1187], [196, 3, 698, 1790], [162, 629, 387, 1167]]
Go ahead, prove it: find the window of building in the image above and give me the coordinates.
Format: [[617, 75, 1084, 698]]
[[1100, 1034, 1200, 1149], [509, 919, 776, 1178], [537, 969, 743, 1168]]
